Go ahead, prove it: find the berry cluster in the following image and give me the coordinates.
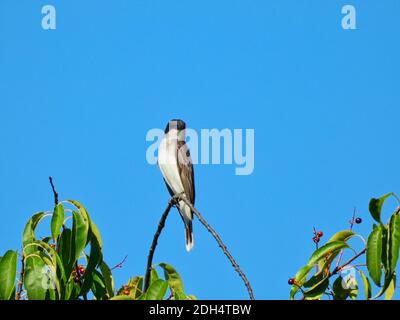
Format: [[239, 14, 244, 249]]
[[312, 230, 323, 244], [121, 285, 130, 296], [71, 265, 85, 283]]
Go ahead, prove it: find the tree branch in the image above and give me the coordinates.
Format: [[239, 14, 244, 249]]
[[177, 195, 255, 300], [15, 254, 25, 300], [49, 176, 59, 205], [143, 199, 175, 292], [111, 255, 128, 271], [144, 195, 255, 300], [332, 248, 367, 275]]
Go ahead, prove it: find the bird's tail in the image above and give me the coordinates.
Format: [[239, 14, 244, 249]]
[[185, 221, 194, 252]]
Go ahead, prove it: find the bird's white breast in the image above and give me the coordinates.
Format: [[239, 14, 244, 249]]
[[158, 136, 185, 195]]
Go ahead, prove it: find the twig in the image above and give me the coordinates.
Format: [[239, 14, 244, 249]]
[[332, 248, 367, 275], [177, 195, 255, 300], [15, 254, 25, 300], [49, 176, 59, 205], [111, 255, 128, 271], [336, 207, 356, 268], [143, 199, 175, 292]]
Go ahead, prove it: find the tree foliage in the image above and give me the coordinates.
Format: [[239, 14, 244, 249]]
[[0, 199, 195, 300], [290, 193, 400, 300]]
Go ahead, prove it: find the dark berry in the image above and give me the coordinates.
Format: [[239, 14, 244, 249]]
[[288, 278, 295, 285], [355, 217, 362, 224], [317, 231, 323, 237]]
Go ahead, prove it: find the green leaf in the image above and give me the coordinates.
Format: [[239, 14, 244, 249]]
[[158, 263, 184, 295], [327, 230, 355, 243], [90, 270, 107, 300], [24, 255, 48, 300], [384, 275, 396, 300], [367, 225, 383, 287], [89, 221, 103, 249], [369, 193, 394, 224], [145, 279, 168, 300], [174, 291, 187, 300], [308, 241, 349, 266], [0, 250, 17, 300], [110, 295, 135, 300], [333, 276, 358, 300], [303, 273, 324, 288], [303, 277, 329, 300], [22, 212, 46, 255], [358, 270, 371, 300], [99, 261, 114, 298], [80, 239, 102, 296], [373, 272, 394, 299], [388, 211, 400, 273], [51, 203, 64, 242], [71, 210, 89, 264], [57, 228, 73, 277], [150, 267, 159, 286], [126, 276, 143, 299], [289, 264, 313, 300]]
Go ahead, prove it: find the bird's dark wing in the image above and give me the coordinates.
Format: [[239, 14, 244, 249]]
[[177, 140, 195, 205]]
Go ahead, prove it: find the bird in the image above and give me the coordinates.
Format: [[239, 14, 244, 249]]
[[157, 119, 195, 252]]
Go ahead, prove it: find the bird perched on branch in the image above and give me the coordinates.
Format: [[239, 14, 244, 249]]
[[157, 119, 195, 252]]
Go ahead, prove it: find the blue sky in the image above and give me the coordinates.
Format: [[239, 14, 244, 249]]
[[0, 1, 399, 299]]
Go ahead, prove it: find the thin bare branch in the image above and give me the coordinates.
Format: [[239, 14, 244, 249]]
[[49, 176, 59, 205], [177, 195, 255, 300], [143, 199, 175, 292]]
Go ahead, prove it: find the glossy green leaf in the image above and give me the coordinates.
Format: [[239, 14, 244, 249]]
[[89, 221, 103, 249], [51, 203, 64, 241], [384, 275, 396, 300], [0, 250, 17, 300], [99, 261, 114, 298], [358, 270, 371, 300], [22, 212, 46, 255], [57, 228, 73, 277], [150, 267, 159, 286], [174, 291, 187, 300], [333, 276, 358, 300], [308, 241, 349, 266], [289, 264, 313, 300], [381, 225, 389, 272], [91, 271, 107, 300], [158, 263, 184, 295], [127, 276, 143, 299], [367, 225, 383, 287], [303, 273, 324, 288], [71, 210, 89, 264], [110, 295, 135, 300], [327, 230, 355, 243], [303, 277, 329, 300], [24, 255, 48, 300], [80, 239, 102, 296], [369, 193, 393, 223], [145, 279, 168, 300], [388, 211, 400, 273], [372, 272, 394, 299]]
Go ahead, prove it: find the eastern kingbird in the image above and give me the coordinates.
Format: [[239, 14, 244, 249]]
[[158, 119, 195, 252]]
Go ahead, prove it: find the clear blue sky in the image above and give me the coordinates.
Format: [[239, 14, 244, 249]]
[[0, 1, 399, 299]]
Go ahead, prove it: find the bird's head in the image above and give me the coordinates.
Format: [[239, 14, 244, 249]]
[[165, 119, 186, 141]]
